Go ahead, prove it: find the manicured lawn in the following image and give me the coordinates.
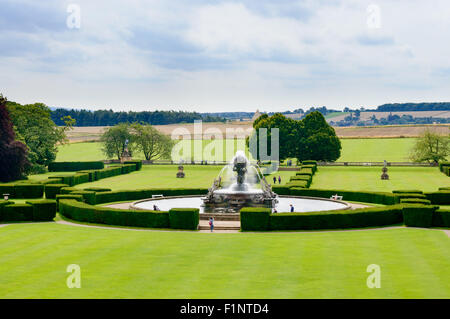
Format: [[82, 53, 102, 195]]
[[311, 166, 450, 192], [339, 138, 417, 162], [0, 223, 448, 298]]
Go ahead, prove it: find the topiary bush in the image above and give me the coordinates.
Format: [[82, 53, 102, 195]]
[[269, 205, 404, 230], [424, 191, 450, 205], [168, 208, 199, 230], [59, 199, 170, 228], [26, 200, 57, 221], [240, 207, 271, 231], [400, 198, 431, 205], [402, 204, 438, 228], [44, 184, 69, 199], [48, 161, 104, 172], [13, 184, 44, 198], [2, 204, 33, 221], [432, 209, 450, 227]]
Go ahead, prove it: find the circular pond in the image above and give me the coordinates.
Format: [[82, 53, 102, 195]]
[[132, 195, 349, 214]]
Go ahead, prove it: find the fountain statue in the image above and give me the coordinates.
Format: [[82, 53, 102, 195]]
[[202, 151, 278, 213]]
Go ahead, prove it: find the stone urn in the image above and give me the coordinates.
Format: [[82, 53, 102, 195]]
[[176, 165, 185, 178]]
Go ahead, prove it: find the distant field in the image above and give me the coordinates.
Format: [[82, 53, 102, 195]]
[[334, 124, 450, 138], [311, 166, 450, 192], [57, 138, 422, 162]]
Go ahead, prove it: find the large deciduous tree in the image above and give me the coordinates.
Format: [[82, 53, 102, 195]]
[[249, 111, 341, 162], [0, 95, 29, 182], [100, 123, 134, 160], [131, 123, 173, 161], [410, 129, 450, 164]]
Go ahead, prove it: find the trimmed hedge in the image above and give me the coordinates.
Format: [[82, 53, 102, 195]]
[[271, 186, 290, 195], [301, 164, 317, 174], [95, 167, 123, 180], [26, 200, 57, 221], [403, 204, 438, 228], [394, 193, 427, 200], [439, 162, 450, 172], [48, 161, 104, 172], [302, 160, 317, 166], [56, 194, 84, 210], [13, 184, 44, 199], [400, 198, 431, 205], [83, 187, 111, 193], [268, 205, 404, 230], [0, 184, 15, 198], [59, 199, 170, 228], [285, 180, 308, 188], [438, 187, 450, 191], [44, 184, 69, 199], [60, 187, 79, 194], [70, 191, 96, 205], [241, 207, 271, 231], [0, 201, 15, 219], [1, 204, 33, 221], [432, 209, 450, 227], [169, 208, 199, 230], [425, 191, 450, 205], [392, 190, 423, 194], [124, 160, 142, 171]]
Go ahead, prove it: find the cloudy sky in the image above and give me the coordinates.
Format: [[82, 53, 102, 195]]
[[1, 0, 450, 112]]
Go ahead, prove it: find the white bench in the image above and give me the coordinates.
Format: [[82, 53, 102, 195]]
[[152, 194, 163, 199], [330, 194, 343, 201]]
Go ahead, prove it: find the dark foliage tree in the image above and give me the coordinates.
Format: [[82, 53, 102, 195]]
[[0, 95, 29, 182], [100, 123, 134, 160]]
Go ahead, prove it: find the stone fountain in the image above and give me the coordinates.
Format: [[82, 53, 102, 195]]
[[202, 151, 278, 213]]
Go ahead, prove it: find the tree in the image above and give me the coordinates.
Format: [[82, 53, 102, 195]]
[[249, 111, 341, 162], [0, 95, 29, 182], [7, 102, 72, 171], [100, 123, 134, 160], [131, 123, 173, 161], [410, 129, 450, 164]]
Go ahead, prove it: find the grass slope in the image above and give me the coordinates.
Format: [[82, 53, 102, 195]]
[[0, 223, 448, 298]]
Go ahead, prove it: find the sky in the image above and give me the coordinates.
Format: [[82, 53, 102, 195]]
[[1, 0, 450, 113]]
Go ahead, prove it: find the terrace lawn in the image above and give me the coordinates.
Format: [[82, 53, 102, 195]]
[[0, 223, 448, 298], [311, 166, 450, 192], [339, 138, 416, 162]]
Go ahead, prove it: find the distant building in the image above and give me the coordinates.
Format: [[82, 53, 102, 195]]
[[252, 109, 262, 122]]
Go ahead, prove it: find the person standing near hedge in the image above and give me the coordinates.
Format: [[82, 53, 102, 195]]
[[290, 204, 294, 213], [278, 175, 281, 184], [273, 176, 277, 184], [209, 217, 214, 232]]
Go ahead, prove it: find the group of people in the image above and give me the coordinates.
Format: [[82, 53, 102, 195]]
[[272, 175, 282, 184]]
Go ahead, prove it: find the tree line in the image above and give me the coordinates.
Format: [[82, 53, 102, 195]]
[[376, 102, 450, 112], [51, 108, 226, 126]]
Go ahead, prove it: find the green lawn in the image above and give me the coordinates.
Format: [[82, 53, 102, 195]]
[[311, 166, 450, 192], [339, 138, 417, 162], [0, 223, 448, 298], [57, 138, 420, 163]]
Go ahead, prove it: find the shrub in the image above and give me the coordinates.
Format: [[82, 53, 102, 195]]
[[432, 209, 450, 227], [0, 200, 14, 220], [425, 191, 450, 205], [44, 184, 69, 199], [77, 170, 96, 182], [439, 162, 450, 172], [301, 164, 317, 174], [26, 200, 57, 221], [124, 160, 142, 171], [13, 184, 44, 198], [400, 198, 431, 205], [298, 167, 313, 175], [48, 161, 104, 172], [285, 180, 308, 188], [56, 194, 84, 210], [59, 199, 170, 228], [0, 184, 15, 198], [60, 187, 79, 194], [2, 204, 33, 221], [241, 207, 271, 231], [402, 204, 438, 228], [94, 167, 123, 180], [83, 187, 112, 192], [392, 190, 423, 194], [394, 193, 427, 200], [169, 208, 199, 230], [269, 205, 404, 230], [271, 186, 290, 195], [70, 191, 96, 205]]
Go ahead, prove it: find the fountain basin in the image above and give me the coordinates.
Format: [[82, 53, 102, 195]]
[[131, 195, 350, 220]]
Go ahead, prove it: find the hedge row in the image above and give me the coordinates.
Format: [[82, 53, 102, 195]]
[[44, 184, 70, 199], [124, 160, 143, 171], [0, 200, 56, 222], [424, 191, 450, 205], [48, 161, 104, 172], [439, 162, 450, 173], [242, 204, 449, 231], [392, 190, 423, 194], [400, 198, 431, 205], [58, 199, 198, 229], [0, 184, 44, 199], [270, 187, 398, 205]]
